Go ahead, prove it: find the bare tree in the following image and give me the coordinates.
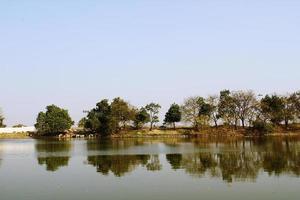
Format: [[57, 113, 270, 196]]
[[207, 95, 220, 127], [232, 90, 257, 128], [181, 97, 201, 130]]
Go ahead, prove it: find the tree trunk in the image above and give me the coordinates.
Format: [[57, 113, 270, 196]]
[[173, 122, 176, 130], [241, 118, 245, 129], [285, 119, 289, 129], [234, 119, 238, 130], [150, 122, 153, 131], [214, 119, 218, 128]]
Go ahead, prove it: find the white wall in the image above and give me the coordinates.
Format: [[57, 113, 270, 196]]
[[0, 126, 36, 134]]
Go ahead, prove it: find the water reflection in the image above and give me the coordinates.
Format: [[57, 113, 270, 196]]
[[31, 137, 300, 182], [35, 139, 72, 171], [87, 155, 150, 176], [86, 139, 162, 176], [165, 137, 300, 182]]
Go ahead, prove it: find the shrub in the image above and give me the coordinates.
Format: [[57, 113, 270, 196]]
[[252, 120, 274, 134]]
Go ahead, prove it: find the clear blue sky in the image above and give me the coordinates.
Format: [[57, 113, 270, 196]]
[[1, 0, 300, 126]]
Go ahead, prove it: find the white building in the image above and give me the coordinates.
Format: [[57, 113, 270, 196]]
[[0, 126, 36, 134]]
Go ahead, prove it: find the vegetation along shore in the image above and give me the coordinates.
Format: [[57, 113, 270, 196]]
[[1, 89, 300, 138]]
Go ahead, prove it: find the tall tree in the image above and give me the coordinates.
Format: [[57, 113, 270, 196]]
[[181, 97, 201, 130], [84, 98, 135, 136], [164, 103, 182, 129], [145, 103, 161, 131], [207, 95, 220, 127], [35, 105, 74, 136], [198, 97, 214, 125], [111, 97, 135, 130], [231, 90, 257, 128], [0, 108, 5, 128], [94, 99, 113, 136], [260, 95, 284, 125], [181, 97, 212, 130], [218, 90, 238, 128], [281, 93, 299, 128], [133, 107, 150, 129]]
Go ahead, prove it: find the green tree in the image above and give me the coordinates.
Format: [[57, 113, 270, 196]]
[[281, 93, 299, 128], [78, 117, 88, 128], [111, 97, 135, 130], [94, 99, 113, 136], [164, 103, 182, 129], [207, 95, 220, 127], [13, 124, 26, 128], [35, 105, 74, 136], [145, 103, 161, 131], [0, 108, 5, 128], [84, 98, 135, 136], [134, 107, 150, 129], [260, 95, 284, 125], [218, 90, 239, 129], [84, 109, 101, 132], [198, 97, 214, 128]]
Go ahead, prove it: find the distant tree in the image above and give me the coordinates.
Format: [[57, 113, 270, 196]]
[[198, 97, 214, 127], [78, 117, 88, 128], [94, 99, 113, 136], [111, 97, 135, 130], [84, 109, 100, 132], [134, 107, 150, 129], [231, 90, 257, 128], [0, 108, 5, 128], [260, 95, 284, 125], [281, 93, 299, 128], [164, 103, 182, 129], [181, 97, 200, 130], [13, 124, 26, 128], [145, 103, 161, 131], [218, 90, 239, 129], [84, 98, 135, 136], [207, 95, 220, 127], [35, 105, 74, 136]]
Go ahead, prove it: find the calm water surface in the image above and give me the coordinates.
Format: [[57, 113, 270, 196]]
[[0, 137, 300, 200]]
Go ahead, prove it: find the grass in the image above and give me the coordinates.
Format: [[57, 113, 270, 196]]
[[0, 132, 30, 139]]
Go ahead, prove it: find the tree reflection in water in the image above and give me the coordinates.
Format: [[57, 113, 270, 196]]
[[166, 137, 300, 182], [34, 137, 300, 182], [86, 139, 162, 176], [87, 154, 150, 177], [35, 139, 72, 171]]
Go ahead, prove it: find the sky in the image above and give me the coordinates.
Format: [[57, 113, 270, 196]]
[[0, 0, 300, 126]]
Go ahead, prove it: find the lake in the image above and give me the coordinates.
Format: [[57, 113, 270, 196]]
[[0, 137, 299, 200]]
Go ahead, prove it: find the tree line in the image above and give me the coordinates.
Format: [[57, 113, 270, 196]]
[[31, 89, 300, 136]]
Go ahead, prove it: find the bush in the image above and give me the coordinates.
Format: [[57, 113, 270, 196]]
[[35, 105, 74, 136], [252, 120, 274, 134]]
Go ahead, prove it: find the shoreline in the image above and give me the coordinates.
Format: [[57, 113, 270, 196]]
[[1, 129, 300, 139]]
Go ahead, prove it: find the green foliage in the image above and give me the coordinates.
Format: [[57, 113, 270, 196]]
[[12, 124, 26, 128], [260, 95, 285, 125], [181, 96, 214, 130], [231, 90, 257, 128], [252, 120, 274, 134], [164, 103, 182, 129], [78, 118, 88, 128], [84, 98, 135, 136], [218, 90, 237, 126], [134, 107, 150, 129], [145, 103, 161, 130], [0, 108, 5, 128], [35, 105, 74, 136], [111, 97, 135, 130]]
